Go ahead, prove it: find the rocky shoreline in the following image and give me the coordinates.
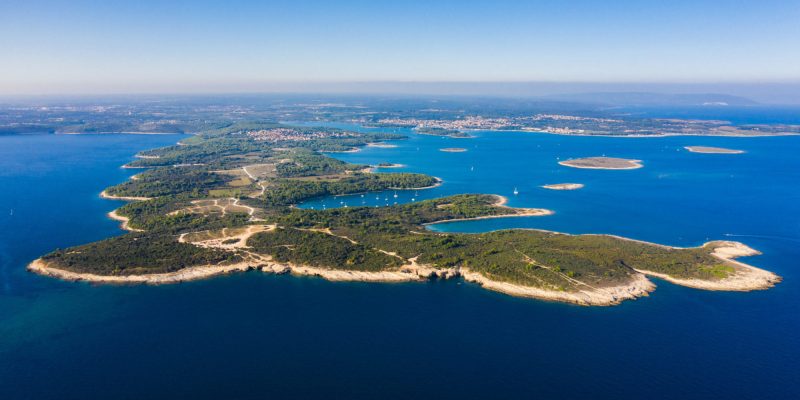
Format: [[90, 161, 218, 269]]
[[462, 269, 656, 306], [100, 190, 151, 202], [28, 237, 777, 305], [27, 257, 650, 306], [107, 209, 143, 232]]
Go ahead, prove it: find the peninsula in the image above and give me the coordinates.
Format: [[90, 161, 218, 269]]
[[29, 122, 780, 306], [559, 157, 643, 170]]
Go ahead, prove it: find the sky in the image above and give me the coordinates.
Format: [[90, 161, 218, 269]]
[[1, 0, 799, 97]]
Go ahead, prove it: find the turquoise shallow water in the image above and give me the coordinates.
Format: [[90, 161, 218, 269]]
[[1, 125, 799, 399]]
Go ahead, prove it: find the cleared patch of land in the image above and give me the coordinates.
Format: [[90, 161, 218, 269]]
[[559, 157, 643, 170], [542, 183, 584, 190], [169, 198, 265, 221], [179, 224, 276, 250], [684, 146, 745, 154]]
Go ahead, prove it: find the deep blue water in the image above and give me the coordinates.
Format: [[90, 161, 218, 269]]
[[1, 127, 799, 399]]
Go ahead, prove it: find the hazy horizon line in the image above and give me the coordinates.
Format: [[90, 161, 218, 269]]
[[2, 81, 800, 105]]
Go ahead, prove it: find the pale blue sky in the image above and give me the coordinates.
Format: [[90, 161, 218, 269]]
[[1, 0, 799, 94]]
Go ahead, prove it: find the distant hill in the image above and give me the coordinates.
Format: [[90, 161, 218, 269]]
[[541, 92, 759, 107]]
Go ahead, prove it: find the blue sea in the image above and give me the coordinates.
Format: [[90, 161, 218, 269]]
[[2, 112, 799, 399]]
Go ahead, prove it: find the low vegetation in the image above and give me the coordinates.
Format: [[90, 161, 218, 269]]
[[42, 234, 240, 275]]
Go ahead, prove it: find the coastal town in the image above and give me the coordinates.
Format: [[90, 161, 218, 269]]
[[367, 114, 800, 137], [4, 97, 800, 138], [371, 114, 619, 135], [244, 127, 358, 142]]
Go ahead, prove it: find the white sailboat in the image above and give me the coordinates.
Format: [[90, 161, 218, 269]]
[[513, 187, 519, 195]]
